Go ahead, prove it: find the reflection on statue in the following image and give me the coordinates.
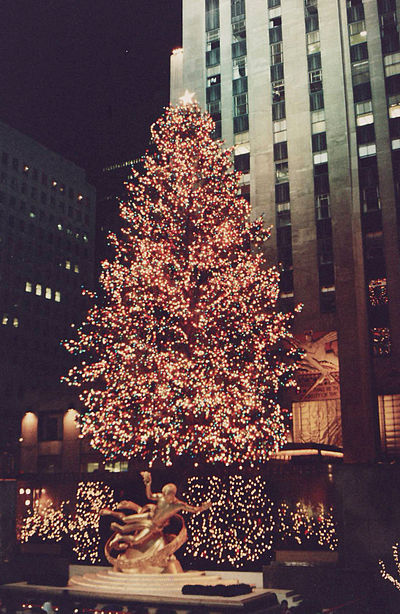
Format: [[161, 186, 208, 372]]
[[100, 471, 211, 573]]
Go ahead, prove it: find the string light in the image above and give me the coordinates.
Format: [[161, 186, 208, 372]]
[[276, 501, 338, 551], [380, 543, 400, 591], [182, 474, 275, 567], [19, 481, 115, 563], [62, 102, 301, 466]]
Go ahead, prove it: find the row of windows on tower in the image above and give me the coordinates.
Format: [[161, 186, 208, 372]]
[[0, 188, 90, 226], [1, 151, 91, 207], [0, 208, 89, 246]]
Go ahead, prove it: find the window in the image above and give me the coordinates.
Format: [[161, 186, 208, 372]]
[[25, 281, 32, 293], [312, 132, 327, 152], [357, 123, 375, 144], [307, 52, 321, 71], [2, 314, 8, 325], [272, 80, 285, 102], [234, 93, 248, 116], [350, 42, 368, 62], [105, 460, 129, 473], [234, 153, 250, 172], [371, 327, 391, 356], [310, 91, 324, 111], [274, 141, 288, 161], [35, 284, 42, 296], [206, 40, 220, 67], [232, 40, 247, 58], [55, 291, 61, 302], [270, 42, 283, 65], [275, 161, 289, 183], [233, 114, 249, 133], [305, 13, 319, 32], [347, 3, 364, 23], [349, 20, 367, 45], [269, 24, 282, 44], [379, 394, 400, 455], [74, 264, 79, 273], [232, 76, 247, 95], [86, 462, 100, 473], [45, 287, 52, 299], [206, 0, 220, 31], [316, 194, 330, 219], [232, 57, 247, 78], [307, 30, 320, 53], [314, 152, 328, 164], [270, 63, 284, 81], [292, 399, 342, 446], [359, 143, 377, 157], [13, 318, 18, 328], [275, 181, 290, 203], [320, 287, 336, 313], [272, 101, 286, 120]]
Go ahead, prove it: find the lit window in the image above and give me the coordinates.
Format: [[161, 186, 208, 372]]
[[314, 152, 328, 164], [87, 462, 100, 473], [83, 234, 88, 242], [77, 194, 83, 201], [25, 281, 32, 293], [45, 287, 52, 299], [57, 223, 63, 231], [359, 143, 376, 157], [389, 103, 400, 118], [35, 284, 42, 296], [29, 210, 36, 218], [356, 112, 374, 126], [2, 314, 8, 325], [392, 139, 400, 150], [74, 264, 79, 273], [52, 180, 57, 187], [379, 394, 400, 455], [55, 291, 61, 302], [65, 260, 71, 270], [23, 165, 29, 173], [13, 317, 18, 327], [105, 461, 129, 473]]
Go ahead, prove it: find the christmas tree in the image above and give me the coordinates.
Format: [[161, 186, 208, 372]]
[[63, 98, 299, 466]]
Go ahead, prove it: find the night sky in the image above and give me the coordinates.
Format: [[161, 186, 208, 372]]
[[0, 1, 182, 183]]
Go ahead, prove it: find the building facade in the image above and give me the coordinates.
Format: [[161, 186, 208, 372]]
[[0, 120, 96, 462], [170, 0, 400, 462]]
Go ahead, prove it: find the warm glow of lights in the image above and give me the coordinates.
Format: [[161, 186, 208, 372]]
[[183, 474, 275, 566], [62, 102, 301, 465], [380, 543, 400, 591], [19, 481, 114, 563]]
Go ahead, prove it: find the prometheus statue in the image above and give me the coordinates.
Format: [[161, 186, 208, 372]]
[[100, 471, 211, 573]]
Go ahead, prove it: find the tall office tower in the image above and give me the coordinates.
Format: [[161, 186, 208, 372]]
[[0, 120, 96, 458], [171, 0, 400, 462]]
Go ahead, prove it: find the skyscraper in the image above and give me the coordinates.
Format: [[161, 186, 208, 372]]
[[170, 0, 400, 463], [0, 120, 96, 461]]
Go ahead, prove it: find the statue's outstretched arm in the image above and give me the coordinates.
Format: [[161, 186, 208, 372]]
[[116, 500, 141, 512], [141, 471, 158, 501], [181, 500, 212, 514]]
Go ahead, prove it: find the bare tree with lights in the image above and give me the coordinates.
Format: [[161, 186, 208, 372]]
[[63, 96, 300, 466]]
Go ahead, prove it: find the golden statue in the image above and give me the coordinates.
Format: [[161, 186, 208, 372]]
[[100, 471, 211, 573]]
